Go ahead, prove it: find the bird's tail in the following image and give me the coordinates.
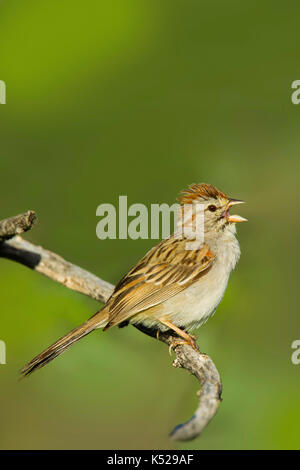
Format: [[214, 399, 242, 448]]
[[20, 308, 109, 378]]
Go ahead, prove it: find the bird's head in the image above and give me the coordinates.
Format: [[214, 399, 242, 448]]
[[179, 183, 247, 239]]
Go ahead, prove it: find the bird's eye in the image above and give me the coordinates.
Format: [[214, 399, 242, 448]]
[[208, 204, 217, 212]]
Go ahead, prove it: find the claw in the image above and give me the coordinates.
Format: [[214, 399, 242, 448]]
[[169, 339, 183, 355], [186, 334, 199, 351], [190, 338, 200, 352], [158, 318, 200, 353], [169, 336, 199, 354]]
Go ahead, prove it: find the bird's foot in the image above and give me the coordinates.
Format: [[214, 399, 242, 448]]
[[168, 335, 199, 354]]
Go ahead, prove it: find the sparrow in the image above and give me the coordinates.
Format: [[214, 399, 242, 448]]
[[21, 183, 247, 377]]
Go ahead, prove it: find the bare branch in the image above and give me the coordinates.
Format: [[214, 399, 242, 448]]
[[159, 334, 222, 440], [0, 236, 114, 303], [0, 212, 222, 441]]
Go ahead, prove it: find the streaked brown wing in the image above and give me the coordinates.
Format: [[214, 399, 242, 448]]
[[104, 237, 215, 329]]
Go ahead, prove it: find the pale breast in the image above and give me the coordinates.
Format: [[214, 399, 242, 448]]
[[163, 261, 230, 329], [167, 232, 241, 330], [132, 231, 241, 332]]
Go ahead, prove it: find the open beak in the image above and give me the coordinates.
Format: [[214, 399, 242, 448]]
[[225, 199, 247, 223]]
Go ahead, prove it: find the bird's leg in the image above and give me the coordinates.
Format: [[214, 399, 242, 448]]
[[159, 318, 199, 352]]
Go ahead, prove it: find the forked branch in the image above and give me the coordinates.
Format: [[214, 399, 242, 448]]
[[0, 211, 222, 441]]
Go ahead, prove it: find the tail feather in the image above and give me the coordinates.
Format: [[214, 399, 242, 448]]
[[20, 309, 108, 378]]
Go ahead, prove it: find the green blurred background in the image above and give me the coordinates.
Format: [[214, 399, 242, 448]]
[[1, 0, 300, 450]]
